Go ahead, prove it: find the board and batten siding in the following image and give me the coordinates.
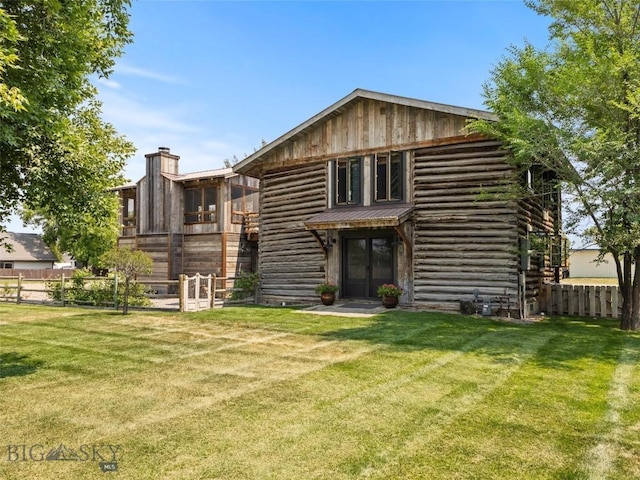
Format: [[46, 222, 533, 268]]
[[264, 99, 470, 170], [412, 140, 520, 311], [259, 163, 326, 304]]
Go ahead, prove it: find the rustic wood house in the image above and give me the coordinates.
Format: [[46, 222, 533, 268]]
[[234, 89, 561, 316], [115, 147, 259, 286]]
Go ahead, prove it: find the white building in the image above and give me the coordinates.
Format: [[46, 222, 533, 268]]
[[569, 248, 618, 278]]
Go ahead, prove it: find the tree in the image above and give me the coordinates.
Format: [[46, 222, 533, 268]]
[[469, 0, 640, 330], [0, 1, 134, 258], [102, 246, 153, 315]]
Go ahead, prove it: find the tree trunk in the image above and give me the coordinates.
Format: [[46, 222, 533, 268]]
[[619, 248, 640, 330]]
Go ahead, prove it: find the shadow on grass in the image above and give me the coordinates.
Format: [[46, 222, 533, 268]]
[[0, 352, 45, 379], [320, 310, 640, 366]]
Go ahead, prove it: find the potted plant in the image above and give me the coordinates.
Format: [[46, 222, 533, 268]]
[[315, 282, 339, 306], [377, 283, 402, 309]]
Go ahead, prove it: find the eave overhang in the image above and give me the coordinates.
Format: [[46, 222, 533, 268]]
[[304, 204, 414, 230]]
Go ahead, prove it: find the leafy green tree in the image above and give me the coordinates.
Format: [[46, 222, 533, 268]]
[[0, 1, 134, 258], [102, 246, 153, 315], [469, 0, 640, 330]]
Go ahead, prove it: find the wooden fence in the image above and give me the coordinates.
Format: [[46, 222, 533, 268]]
[[542, 284, 622, 318], [1, 272, 250, 311], [0, 268, 75, 279], [0, 273, 180, 310]]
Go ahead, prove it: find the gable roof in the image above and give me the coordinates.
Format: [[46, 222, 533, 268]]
[[234, 88, 497, 177], [0, 232, 57, 262], [113, 168, 235, 191]]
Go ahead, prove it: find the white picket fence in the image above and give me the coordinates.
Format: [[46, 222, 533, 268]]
[[543, 284, 622, 318]]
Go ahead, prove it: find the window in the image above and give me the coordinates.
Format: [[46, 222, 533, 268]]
[[122, 192, 135, 226], [335, 157, 362, 205], [184, 186, 217, 223], [1, 262, 13, 269], [374, 152, 403, 202], [231, 182, 259, 224]]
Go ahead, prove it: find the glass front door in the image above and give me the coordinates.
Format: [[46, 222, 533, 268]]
[[342, 234, 395, 298]]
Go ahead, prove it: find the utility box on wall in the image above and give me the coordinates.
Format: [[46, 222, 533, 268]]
[[520, 238, 531, 271]]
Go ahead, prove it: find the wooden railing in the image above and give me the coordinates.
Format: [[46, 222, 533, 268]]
[[542, 283, 621, 318], [1, 273, 252, 311]]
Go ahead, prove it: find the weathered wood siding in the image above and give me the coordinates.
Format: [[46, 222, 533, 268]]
[[259, 163, 326, 303], [262, 98, 470, 171], [413, 140, 520, 311], [226, 233, 255, 277], [134, 234, 171, 282], [117, 234, 182, 282], [182, 233, 223, 277]]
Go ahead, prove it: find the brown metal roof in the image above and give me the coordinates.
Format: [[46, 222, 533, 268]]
[[304, 204, 414, 230]]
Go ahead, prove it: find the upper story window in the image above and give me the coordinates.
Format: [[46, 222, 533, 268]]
[[231, 180, 259, 224], [374, 152, 404, 202], [184, 186, 217, 223], [122, 192, 135, 226], [1, 262, 13, 269], [335, 157, 362, 206]]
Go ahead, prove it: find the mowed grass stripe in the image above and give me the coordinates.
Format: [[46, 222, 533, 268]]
[[585, 338, 640, 479], [142, 326, 557, 479], [214, 326, 547, 478], [1, 305, 639, 480]]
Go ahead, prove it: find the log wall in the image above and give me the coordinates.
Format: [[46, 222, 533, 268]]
[[259, 163, 326, 304], [413, 140, 520, 312]]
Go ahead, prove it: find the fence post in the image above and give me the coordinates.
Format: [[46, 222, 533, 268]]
[[61, 272, 66, 306], [195, 273, 201, 312], [16, 273, 22, 304], [113, 273, 119, 311], [205, 274, 212, 308], [179, 274, 185, 312], [212, 274, 217, 307], [577, 285, 585, 317], [567, 285, 575, 316], [599, 286, 607, 318]]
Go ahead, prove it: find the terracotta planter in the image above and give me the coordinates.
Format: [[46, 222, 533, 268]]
[[382, 295, 399, 309], [320, 292, 336, 306]]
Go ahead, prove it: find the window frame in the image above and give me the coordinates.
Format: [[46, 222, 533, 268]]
[[184, 185, 218, 224], [1, 262, 13, 269], [334, 157, 363, 206], [121, 191, 136, 227], [231, 182, 259, 224], [373, 151, 404, 203]]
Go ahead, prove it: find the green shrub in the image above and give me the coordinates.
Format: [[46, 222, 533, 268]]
[[231, 272, 259, 300], [46, 269, 150, 307]]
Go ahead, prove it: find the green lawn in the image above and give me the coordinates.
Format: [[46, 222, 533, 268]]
[[0, 305, 639, 479]]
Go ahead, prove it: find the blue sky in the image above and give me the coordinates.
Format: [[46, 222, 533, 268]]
[[8, 0, 552, 232]]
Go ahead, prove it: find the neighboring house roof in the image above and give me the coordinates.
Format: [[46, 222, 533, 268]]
[[113, 168, 235, 191], [0, 232, 57, 262], [164, 167, 234, 183], [234, 88, 497, 176], [111, 182, 137, 191]]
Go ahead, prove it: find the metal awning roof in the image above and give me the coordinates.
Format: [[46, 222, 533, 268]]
[[304, 204, 414, 230]]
